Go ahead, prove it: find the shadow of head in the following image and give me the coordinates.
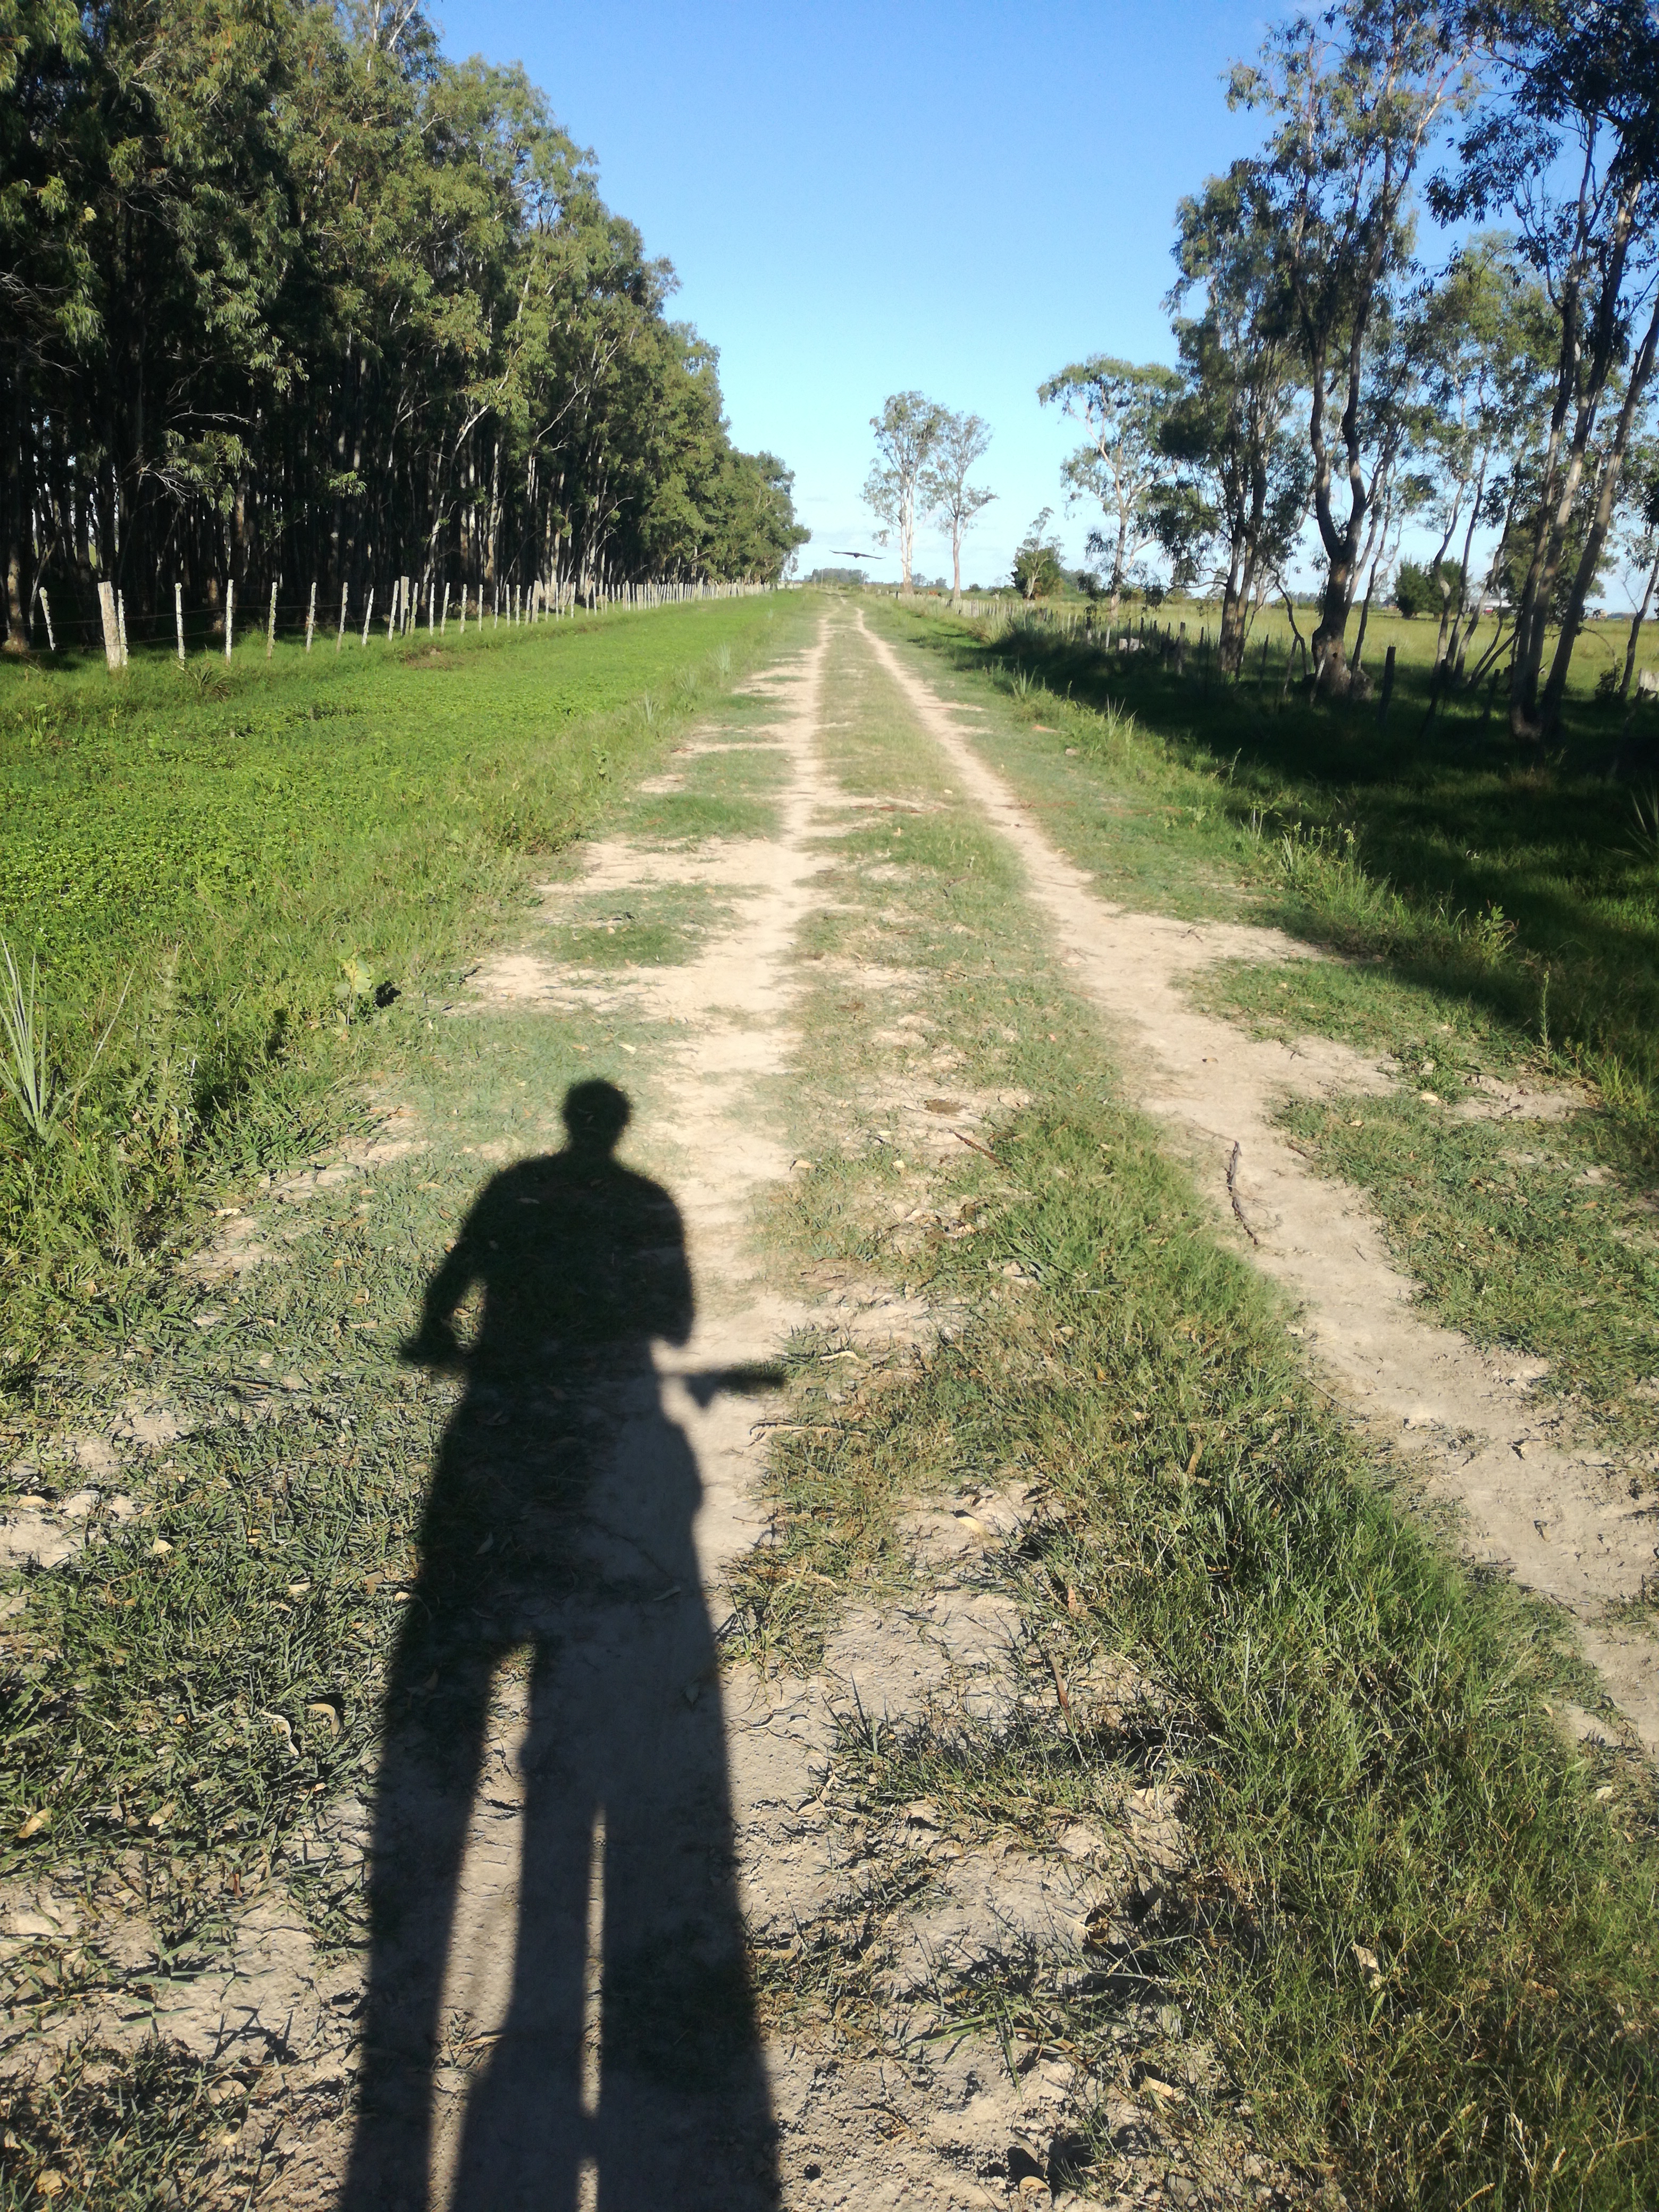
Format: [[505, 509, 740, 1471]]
[[563, 1076, 630, 1157]]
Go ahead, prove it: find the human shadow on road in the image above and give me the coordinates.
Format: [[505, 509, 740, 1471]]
[[341, 1079, 781, 2210]]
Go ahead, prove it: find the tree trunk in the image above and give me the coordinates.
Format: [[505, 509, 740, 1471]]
[[1539, 289, 1659, 736], [1305, 333, 1367, 693], [1217, 540, 1247, 676], [1510, 363, 1602, 738], [2, 370, 32, 653], [1442, 460, 1490, 678], [1619, 544, 1659, 702], [1311, 560, 1357, 693]]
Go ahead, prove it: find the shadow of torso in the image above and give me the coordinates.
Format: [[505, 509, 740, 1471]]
[[342, 1139, 778, 2210]]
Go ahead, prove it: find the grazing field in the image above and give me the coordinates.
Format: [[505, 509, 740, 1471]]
[[0, 601, 799, 1369]]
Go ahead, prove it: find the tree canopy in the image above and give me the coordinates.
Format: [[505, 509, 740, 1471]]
[[0, 0, 806, 649]]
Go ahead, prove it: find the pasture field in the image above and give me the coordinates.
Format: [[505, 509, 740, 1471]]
[[0, 600, 801, 1368]]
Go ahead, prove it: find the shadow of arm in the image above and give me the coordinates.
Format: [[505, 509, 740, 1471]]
[[402, 1230, 481, 1369]]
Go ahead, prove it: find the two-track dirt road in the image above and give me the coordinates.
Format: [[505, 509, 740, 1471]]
[[8, 603, 1648, 2210]]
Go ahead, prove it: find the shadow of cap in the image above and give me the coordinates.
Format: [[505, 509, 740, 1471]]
[[563, 1078, 631, 1152]]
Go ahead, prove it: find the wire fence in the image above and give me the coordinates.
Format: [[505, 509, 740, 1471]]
[[24, 572, 780, 671]]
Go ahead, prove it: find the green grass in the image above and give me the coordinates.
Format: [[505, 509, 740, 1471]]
[[542, 886, 739, 970], [0, 2037, 256, 2209], [1277, 1095, 1659, 1449], [730, 614, 1659, 2210], [819, 1108, 1659, 2209], [10, 596, 1659, 2208], [0, 599, 803, 1369], [1189, 953, 1659, 1462]]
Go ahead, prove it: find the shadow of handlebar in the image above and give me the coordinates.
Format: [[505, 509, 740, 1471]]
[[400, 1327, 784, 1407]]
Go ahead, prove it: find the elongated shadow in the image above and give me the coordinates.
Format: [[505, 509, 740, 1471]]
[[342, 1080, 780, 2210]]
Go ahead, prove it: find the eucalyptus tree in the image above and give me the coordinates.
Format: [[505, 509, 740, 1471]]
[[1438, 0, 1659, 738], [863, 391, 945, 589], [0, 0, 805, 651], [1160, 167, 1311, 673], [920, 410, 995, 609], [1228, 1, 1481, 692], [1614, 466, 1659, 705], [1038, 357, 1183, 623], [1403, 237, 1557, 697], [1011, 510, 1067, 601]]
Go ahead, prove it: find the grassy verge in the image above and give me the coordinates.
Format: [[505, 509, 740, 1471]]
[[0, 600, 798, 1370], [733, 614, 1659, 2209]]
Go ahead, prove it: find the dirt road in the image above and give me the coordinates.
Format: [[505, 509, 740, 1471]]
[[350, 604, 1653, 2203], [8, 603, 1649, 2208]]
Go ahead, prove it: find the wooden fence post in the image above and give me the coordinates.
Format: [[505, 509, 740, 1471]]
[[336, 582, 348, 652], [175, 582, 186, 661], [224, 579, 234, 660], [440, 582, 449, 635], [362, 588, 374, 646], [457, 586, 466, 638], [266, 579, 278, 658], [1377, 644, 1397, 728], [305, 581, 317, 652], [39, 588, 55, 653], [98, 581, 121, 671], [116, 592, 129, 665]]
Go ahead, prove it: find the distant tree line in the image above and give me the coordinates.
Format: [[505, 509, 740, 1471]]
[[0, 0, 807, 652], [1036, 0, 1659, 740]]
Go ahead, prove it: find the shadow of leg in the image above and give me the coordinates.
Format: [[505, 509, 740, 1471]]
[[340, 1636, 496, 2210]]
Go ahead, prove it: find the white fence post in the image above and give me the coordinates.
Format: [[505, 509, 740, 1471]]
[[98, 581, 121, 671], [362, 587, 374, 646], [224, 579, 234, 660], [175, 582, 186, 661], [305, 580, 317, 652]]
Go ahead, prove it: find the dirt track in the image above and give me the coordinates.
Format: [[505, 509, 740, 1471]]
[[358, 605, 1653, 2203], [856, 611, 1659, 1756], [9, 604, 1649, 2208]]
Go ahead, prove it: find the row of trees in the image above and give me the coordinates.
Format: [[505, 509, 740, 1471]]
[[0, 0, 807, 653], [1041, 0, 1659, 740]]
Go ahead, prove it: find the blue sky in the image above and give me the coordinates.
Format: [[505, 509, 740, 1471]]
[[428, 4, 1288, 583]]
